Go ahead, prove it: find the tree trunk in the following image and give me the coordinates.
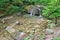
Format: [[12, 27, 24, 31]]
[[55, 17, 57, 24]]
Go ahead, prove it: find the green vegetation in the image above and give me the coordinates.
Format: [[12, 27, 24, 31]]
[[0, 0, 60, 40], [55, 37, 60, 40], [0, 0, 60, 24]]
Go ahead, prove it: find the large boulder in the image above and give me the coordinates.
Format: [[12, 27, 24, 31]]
[[56, 29, 60, 37], [45, 29, 54, 35]]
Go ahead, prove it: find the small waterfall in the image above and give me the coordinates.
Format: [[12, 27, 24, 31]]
[[30, 10, 33, 16], [29, 5, 43, 17], [38, 8, 43, 18], [39, 15, 43, 18], [29, 9, 35, 16]]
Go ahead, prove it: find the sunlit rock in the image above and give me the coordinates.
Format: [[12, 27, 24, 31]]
[[12, 31, 26, 40], [6, 26, 15, 33], [45, 29, 54, 35], [15, 21, 20, 25]]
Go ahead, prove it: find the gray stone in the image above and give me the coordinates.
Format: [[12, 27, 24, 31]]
[[45, 29, 54, 35], [15, 21, 20, 24], [15, 21, 19, 23], [6, 26, 15, 33], [12, 31, 26, 40], [56, 29, 60, 37], [17, 32, 26, 40], [45, 37, 54, 40]]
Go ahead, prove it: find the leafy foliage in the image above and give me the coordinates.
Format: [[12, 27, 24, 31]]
[[55, 37, 60, 40], [0, 0, 60, 19], [42, 0, 60, 19]]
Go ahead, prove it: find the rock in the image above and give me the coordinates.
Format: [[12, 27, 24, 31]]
[[45, 37, 54, 40], [17, 32, 26, 40], [10, 21, 20, 27], [12, 31, 26, 40], [45, 29, 54, 35], [39, 15, 43, 18], [15, 21, 20, 25], [6, 26, 15, 33], [15, 21, 19, 23], [56, 29, 60, 37]]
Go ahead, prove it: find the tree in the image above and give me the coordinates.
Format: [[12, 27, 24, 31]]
[[42, 0, 60, 24]]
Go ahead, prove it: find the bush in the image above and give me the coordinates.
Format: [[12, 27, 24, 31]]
[[55, 37, 60, 40], [5, 5, 20, 15]]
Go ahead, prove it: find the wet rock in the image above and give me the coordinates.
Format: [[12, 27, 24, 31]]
[[6, 26, 15, 33], [39, 15, 43, 18], [45, 29, 54, 35]]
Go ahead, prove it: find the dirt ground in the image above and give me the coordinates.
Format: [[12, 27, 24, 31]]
[[0, 15, 60, 40]]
